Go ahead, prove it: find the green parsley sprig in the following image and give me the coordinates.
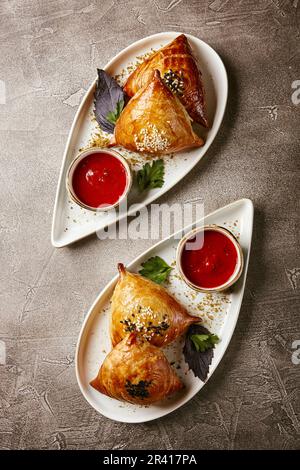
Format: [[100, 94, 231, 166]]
[[139, 256, 172, 284], [190, 333, 219, 353], [136, 159, 165, 192], [106, 99, 124, 124]]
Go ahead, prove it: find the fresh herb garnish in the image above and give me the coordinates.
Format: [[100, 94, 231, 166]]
[[183, 325, 219, 381], [139, 256, 172, 284], [106, 99, 124, 124], [190, 333, 219, 353], [136, 159, 165, 192], [94, 69, 126, 134]]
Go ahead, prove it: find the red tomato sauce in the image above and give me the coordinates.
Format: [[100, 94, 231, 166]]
[[72, 153, 127, 208], [181, 230, 238, 288]]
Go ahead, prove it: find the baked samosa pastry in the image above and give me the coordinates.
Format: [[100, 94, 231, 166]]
[[114, 70, 203, 155], [90, 333, 183, 405], [124, 34, 209, 128], [110, 263, 199, 347]]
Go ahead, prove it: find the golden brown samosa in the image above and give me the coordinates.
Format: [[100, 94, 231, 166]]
[[114, 70, 203, 155], [124, 34, 209, 128], [90, 333, 183, 405], [110, 263, 200, 347]]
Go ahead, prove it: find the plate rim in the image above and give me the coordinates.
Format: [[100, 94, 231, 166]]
[[75, 198, 254, 423], [51, 31, 228, 248]]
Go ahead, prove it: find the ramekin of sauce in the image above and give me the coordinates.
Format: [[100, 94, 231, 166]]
[[66, 148, 132, 211], [176, 225, 244, 292]]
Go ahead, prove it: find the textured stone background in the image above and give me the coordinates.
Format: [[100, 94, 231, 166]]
[[0, 0, 299, 450]]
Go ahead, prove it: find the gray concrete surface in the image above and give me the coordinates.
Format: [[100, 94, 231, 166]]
[[0, 0, 299, 450]]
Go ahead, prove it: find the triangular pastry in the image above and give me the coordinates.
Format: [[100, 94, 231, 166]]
[[90, 333, 183, 405], [115, 70, 203, 154], [110, 263, 200, 347], [124, 34, 209, 128]]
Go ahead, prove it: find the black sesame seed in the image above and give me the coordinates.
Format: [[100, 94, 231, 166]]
[[125, 379, 152, 399]]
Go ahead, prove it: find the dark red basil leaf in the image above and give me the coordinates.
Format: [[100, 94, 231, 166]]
[[94, 69, 125, 134], [183, 324, 215, 382]]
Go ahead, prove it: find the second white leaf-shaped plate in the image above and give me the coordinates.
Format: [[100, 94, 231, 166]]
[[51, 32, 228, 247], [76, 199, 253, 423]]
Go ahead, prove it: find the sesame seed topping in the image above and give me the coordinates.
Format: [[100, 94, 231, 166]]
[[134, 124, 169, 153], [120, 304, 170, 340], [163, 70, 184, 95]]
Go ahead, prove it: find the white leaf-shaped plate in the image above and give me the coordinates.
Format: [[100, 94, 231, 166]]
[[76, 199, 253, 423], [51, 32, 227, 247]]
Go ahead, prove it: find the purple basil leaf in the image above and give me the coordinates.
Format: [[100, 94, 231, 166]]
[[94, 69, 125, 134], [183, 324, 215, 381]]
